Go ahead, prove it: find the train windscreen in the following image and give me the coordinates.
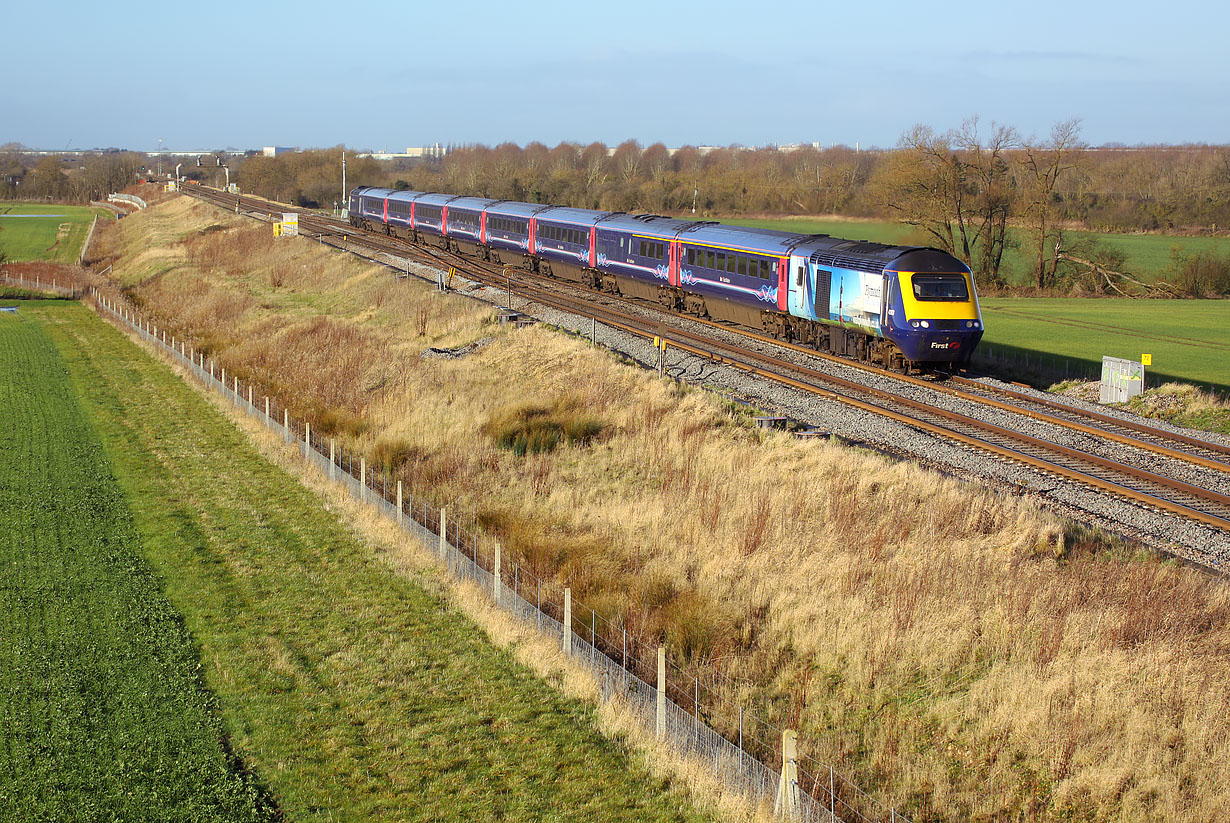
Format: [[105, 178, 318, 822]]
[[911, 274, 969, 301]]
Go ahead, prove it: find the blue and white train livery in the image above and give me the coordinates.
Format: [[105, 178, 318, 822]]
[[348, 186, 983, 371]]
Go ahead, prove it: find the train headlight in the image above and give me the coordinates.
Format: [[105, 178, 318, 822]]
[[966, 321, 974, 328], [910, 321, 920, 328], [920, 320, 930, 329]]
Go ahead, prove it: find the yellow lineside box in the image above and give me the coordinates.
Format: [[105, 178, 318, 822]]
[[273, 222, 283, 237]]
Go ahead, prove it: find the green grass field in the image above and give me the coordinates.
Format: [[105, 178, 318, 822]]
[[0, 203, 112, 263], [974, 297, 1230, 392], [10, 300, 710, 822], [724, 217, 1230, 285], [0, 308, 277, 820]]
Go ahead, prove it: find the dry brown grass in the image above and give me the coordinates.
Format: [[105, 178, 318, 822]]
[[100, 194, 1230, 823]]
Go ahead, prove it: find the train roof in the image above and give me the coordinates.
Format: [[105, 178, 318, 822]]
[[678, 222, 816, 255], [386, 189, 426, 203], [445, 196, 502, 212], [596, 214, 697, 238], [353, 186, 395, 199], [413, 192, 464, 208], [534, 205, 614, 226], [484, 200, 551, 218], [791, 235, 966, 274], [885, 248, 970, 273]]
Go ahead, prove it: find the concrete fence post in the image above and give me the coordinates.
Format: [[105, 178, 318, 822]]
[[774, 729, 801, 820], [330, 439, 337, 482], [221, 367, 226, 393], [396, 480, 403, 524], [657, 647, 666, 739], [360, 458, 367, 503], [283, 409, 290, 443], [438, 507, 448, 561], [304, 420, 310, 459], [563, 588, 572, 656], [247, 385, 252, 408], [210, 361, 214, 380], [232, 375, 238, 405], [493, 542, 501, 606], [265, 397, 270, 419]]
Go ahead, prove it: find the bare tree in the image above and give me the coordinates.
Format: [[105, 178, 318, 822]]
[[872, 118, 1019, 285], [1019, 118, 1085, 289]]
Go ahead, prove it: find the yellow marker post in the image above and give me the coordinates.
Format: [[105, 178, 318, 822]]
[[1142, 353, 1152, 366]]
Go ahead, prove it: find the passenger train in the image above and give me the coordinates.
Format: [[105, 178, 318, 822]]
[[348, 186, 983, 371]]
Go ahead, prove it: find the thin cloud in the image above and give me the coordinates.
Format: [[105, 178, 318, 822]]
[[962, 50, 1145, 66]]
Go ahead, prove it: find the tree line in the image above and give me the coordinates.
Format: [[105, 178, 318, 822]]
[[0, 145, 147, 204], [5, 122, 1226, 295], [227, 126, 1228, 295]]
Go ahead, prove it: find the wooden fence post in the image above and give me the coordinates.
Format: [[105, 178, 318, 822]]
[[438, 507, 448, 561], [657, 647, 666, 739], [493, 542, 501, 605], [774, 729, 801, 820]]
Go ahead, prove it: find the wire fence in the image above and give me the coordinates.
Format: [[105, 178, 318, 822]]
[[0, 273, 87, 299], [93, 293, 913, 823]]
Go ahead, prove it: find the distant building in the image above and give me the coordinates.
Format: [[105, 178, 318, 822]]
[[262, 146, 297, 157], [357, 144, 449, 161]]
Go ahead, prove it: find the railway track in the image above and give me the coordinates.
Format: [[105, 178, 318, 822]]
[[180, 185, 1230, 540]]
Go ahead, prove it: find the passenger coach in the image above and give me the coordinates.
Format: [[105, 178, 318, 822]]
[[348, 186, 983, 371]]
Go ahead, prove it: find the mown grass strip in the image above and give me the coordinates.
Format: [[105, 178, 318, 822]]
[[29, 301, 710, 822], [0, 204, 110, 263], [0, 309, 276, 821], [977, 297, 1230, 392]]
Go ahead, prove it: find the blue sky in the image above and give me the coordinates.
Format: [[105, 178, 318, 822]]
[[5, 0, 1228, 151]]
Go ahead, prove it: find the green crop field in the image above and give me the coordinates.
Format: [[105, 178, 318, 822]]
[[974, 297, 1230, 393], [0, 307, 276, 820], [0, 203, 112, 263], [5, 300, 710, 822], [723, 217, 1230, 285]]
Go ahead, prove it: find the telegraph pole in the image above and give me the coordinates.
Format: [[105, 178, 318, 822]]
[[341, 150, 347, 212]]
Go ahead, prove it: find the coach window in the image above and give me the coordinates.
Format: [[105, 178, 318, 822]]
[[686, 248, 695, 265], [737, 256, 747, 276], [715, 252, 726, 271], [705, 250, 715, 269]]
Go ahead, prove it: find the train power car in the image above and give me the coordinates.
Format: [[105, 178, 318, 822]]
[[348, 186, 983, 371]]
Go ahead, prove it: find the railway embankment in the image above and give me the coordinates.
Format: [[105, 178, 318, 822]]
[[84, 193, 1230, 822]]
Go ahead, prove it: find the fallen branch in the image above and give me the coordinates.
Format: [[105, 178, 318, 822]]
[[1057, 252, 1181, 297]]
